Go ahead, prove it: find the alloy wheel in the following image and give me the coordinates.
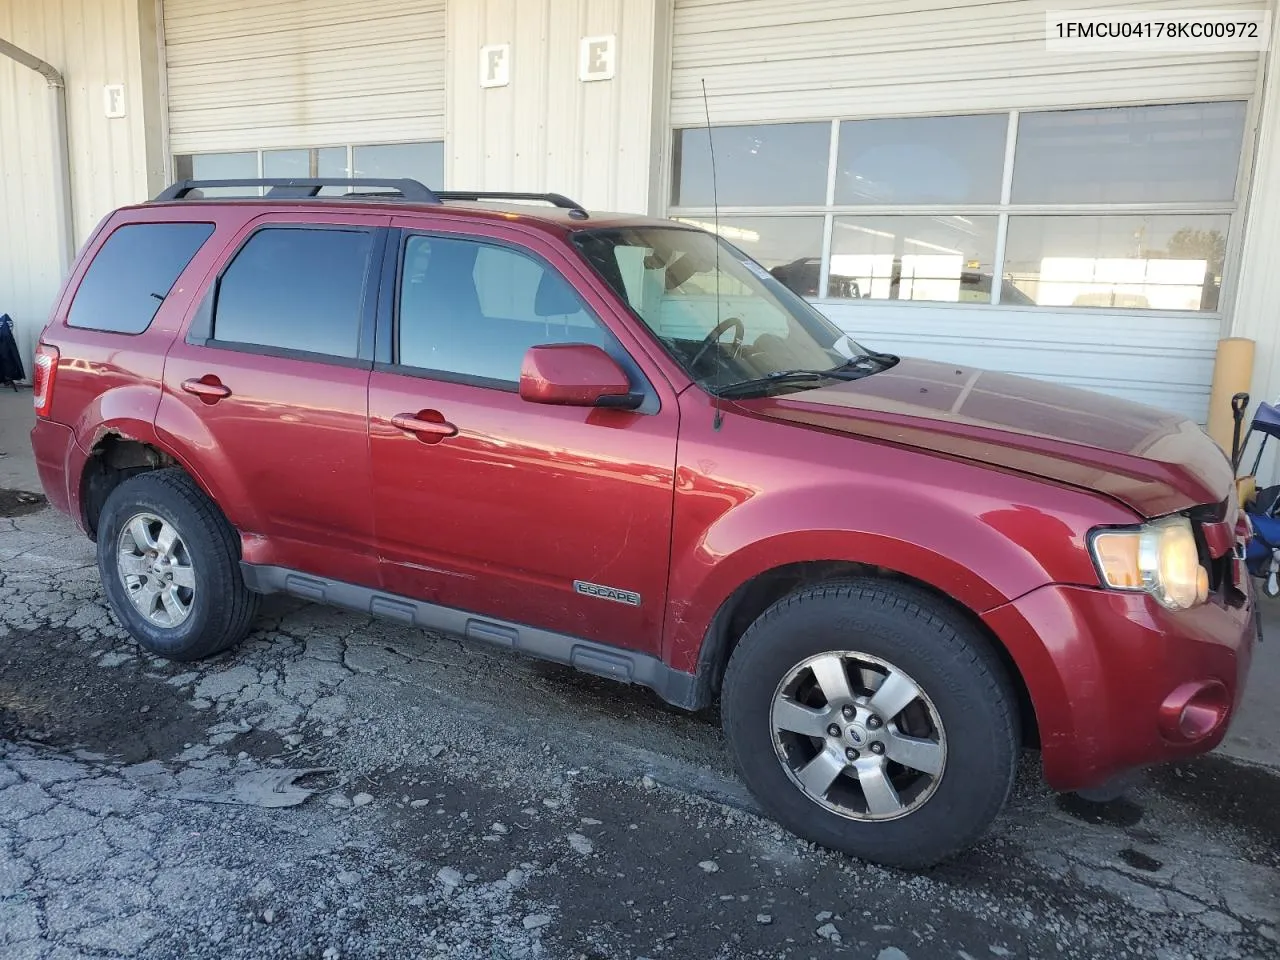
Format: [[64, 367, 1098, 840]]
[[116, 512, 196, 628], [770, 651, 946, 821]]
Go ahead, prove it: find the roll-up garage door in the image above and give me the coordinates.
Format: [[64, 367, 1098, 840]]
[[163, 0, 445, 154]]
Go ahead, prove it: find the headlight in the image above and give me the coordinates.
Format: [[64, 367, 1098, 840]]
[[1089, 515, 1210, 611]]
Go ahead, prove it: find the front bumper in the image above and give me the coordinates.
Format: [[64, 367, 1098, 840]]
[[982, 581, 1255, 792]]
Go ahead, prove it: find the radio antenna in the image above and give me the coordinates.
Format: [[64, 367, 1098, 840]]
[[701, 78, 725, 431]]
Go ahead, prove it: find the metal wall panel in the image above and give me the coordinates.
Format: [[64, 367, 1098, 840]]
[[673, 0, 1267, 125], [163, 0, 446, 153], [447, 0, 668, 213], [0, 0, 162, 365]]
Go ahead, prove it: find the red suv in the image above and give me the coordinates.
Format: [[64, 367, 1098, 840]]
[[29, 178, 1257, 867]]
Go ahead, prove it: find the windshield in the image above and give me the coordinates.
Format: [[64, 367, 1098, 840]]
[[573, 226, 875, 393]]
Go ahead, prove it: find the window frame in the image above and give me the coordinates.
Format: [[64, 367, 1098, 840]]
[[374, 228, 660, 412], [65, 220, 216, 336], [666, 96, 1257, 325], [187, 222, 387, 370]]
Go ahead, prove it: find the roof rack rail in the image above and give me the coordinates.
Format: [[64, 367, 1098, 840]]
[[152, 178, 441, 203], [435, 191, 589, 220]]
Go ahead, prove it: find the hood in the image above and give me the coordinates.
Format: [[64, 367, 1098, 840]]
[[739, 357, 1232, 517]]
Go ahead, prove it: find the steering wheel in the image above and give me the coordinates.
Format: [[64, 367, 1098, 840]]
[[689, 316, 745, 370]]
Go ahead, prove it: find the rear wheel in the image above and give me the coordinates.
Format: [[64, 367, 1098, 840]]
[[721, 579, 1019, 868], [97, 469, 258, 661]]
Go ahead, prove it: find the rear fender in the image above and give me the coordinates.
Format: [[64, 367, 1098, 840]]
[[152, 393, 264, 536]]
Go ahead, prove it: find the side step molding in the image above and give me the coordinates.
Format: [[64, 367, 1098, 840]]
[[240, 564, 699, 708]]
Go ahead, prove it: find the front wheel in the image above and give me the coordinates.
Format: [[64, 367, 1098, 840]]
[[721, 579, 1020, 868]]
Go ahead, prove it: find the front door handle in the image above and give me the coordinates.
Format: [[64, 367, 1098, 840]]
[[391, 410, 458, 443], [181, 376, 231, 403]]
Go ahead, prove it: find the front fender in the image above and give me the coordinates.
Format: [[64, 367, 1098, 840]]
[[663, 399, 1139, 674]]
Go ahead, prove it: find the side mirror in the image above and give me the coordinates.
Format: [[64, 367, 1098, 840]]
[[519, 344, 643, 410]]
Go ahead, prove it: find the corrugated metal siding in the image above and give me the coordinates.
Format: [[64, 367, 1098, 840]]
[[0, 0, 161, 366], [673, 0, 1267, 124], [448, 0, 666, 213], [164, 0, 446, 153]]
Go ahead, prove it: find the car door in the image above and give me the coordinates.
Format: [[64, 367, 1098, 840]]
[[367, 219, 679, 655], [156, 211, 389, 587]]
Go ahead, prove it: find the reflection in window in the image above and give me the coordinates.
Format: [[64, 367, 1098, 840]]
[[827, 216, 1003, 303], [672, 123, 830, 207], [835, 114, 1006, 205], [1002, 216, 1230, 311], [214, 228, 373, 357], [68, 223, 214, 334], [1012, 102, 1246, 204], [398, 236, 612, 382], [675, 217, 826, 297]]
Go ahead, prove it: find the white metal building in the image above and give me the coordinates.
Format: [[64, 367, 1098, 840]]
[[3, 0, 1280, 431]]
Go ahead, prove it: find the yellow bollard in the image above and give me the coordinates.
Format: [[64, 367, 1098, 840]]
[[1205, 337, 1255, 457]]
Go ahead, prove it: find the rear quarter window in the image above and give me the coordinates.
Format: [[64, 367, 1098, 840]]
[[67, 222, 214, 334]]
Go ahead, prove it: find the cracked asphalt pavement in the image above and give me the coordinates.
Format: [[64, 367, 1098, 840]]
[[1, 505, 1278, 960]]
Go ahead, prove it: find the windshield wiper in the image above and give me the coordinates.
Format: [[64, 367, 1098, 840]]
[[713, 368, 867, 399], [838, 351, 899, 371]]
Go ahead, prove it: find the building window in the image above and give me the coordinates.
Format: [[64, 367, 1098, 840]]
[[174, 141, 445, 194], [835, 114, 1007, 206], [829, 216, 1002, 304], [1003, 214, 1230, 312], [672, 122, 829, 207], [669, 101, 1247, 312]]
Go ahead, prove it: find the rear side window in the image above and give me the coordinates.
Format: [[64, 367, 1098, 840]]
[[213, 227, 372, 359], [67, 222, 214, 334]]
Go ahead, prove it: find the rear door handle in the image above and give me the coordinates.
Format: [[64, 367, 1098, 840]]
[[391, 410, 458, 443], [181, 376, 231, 403]]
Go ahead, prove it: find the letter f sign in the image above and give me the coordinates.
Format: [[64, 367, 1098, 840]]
[[480, 44, 510, 87]]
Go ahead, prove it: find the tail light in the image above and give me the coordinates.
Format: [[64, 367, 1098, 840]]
[[32, 343, 60, 418]]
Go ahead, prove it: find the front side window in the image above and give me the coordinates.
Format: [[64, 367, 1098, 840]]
[[397, 236, 614, 383], [574, 226, 877, 393], [213, 227, 373, 358], [68, 223, 214, 334]]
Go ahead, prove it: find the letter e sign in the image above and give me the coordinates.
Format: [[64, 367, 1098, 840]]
[[579, 35, 616, 82], [480, 44, 510, 88]]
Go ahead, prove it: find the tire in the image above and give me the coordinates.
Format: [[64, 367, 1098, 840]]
[[96, 468, 259, 662], [721, 579, 1019, 869]]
